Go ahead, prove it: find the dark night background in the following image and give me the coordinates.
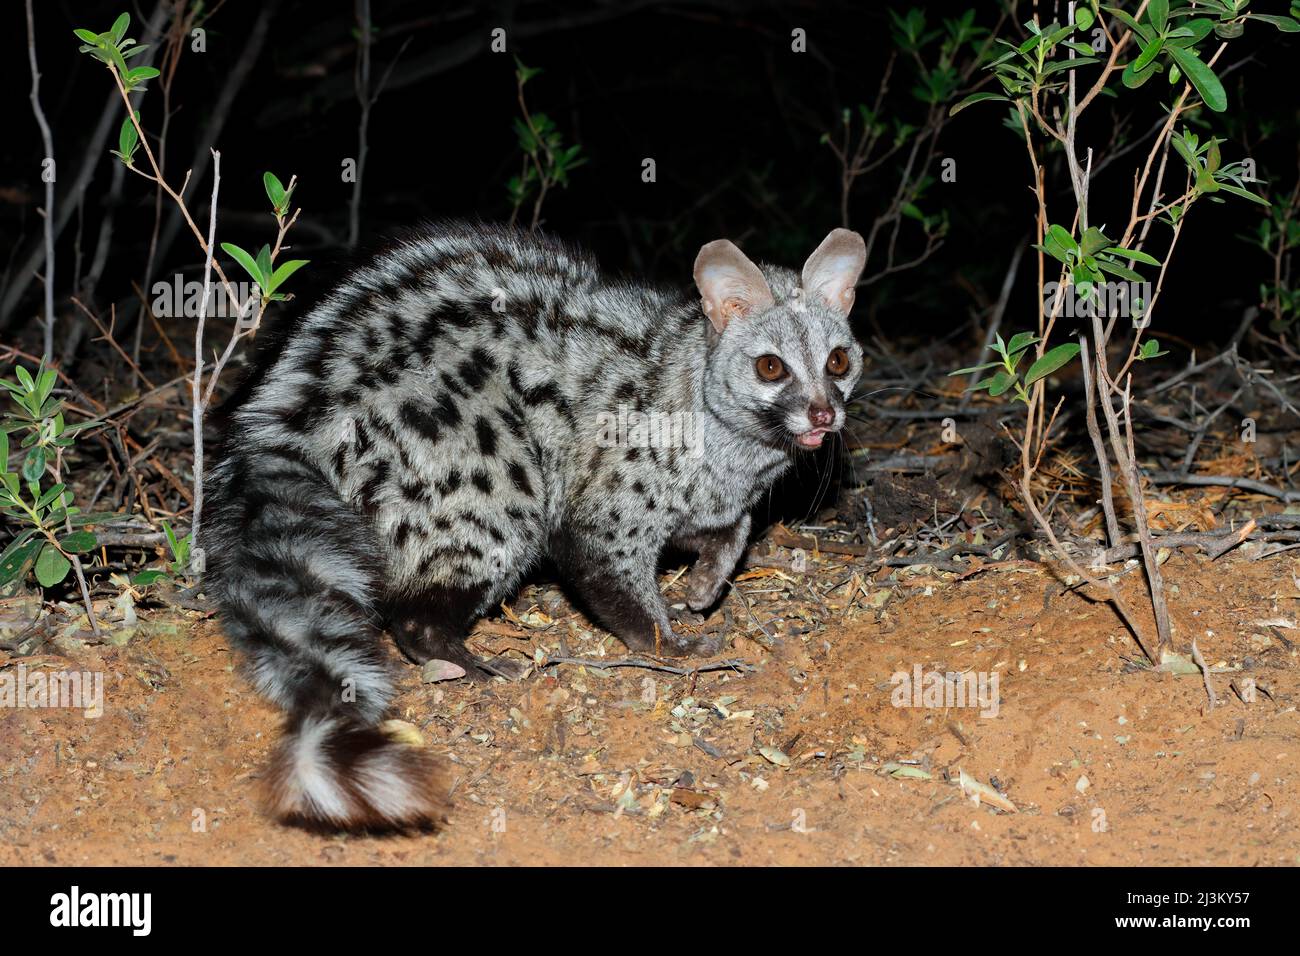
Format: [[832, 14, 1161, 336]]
[[2, 0, 1298, 360]]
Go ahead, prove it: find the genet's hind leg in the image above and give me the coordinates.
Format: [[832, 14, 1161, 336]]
[[370, 386, 546, 679], [386, 584, 497, 676], [382, 525, 539, 680]]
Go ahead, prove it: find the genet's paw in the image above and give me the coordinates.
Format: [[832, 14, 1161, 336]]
[[685, 564, 728, 612]]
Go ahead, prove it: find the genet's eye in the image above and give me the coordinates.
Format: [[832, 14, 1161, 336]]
[[755, 354, 786, 381], [826, 347, 850, 377]]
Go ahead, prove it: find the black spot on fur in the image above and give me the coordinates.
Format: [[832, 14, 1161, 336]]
[[474, 417, 498, 456], [400, 402, 441, 444], [433, 392, 462, 428], [436, 468, 462, 496], [399, 479, 428, 503], [506, 461, 534, 498], [457, 348, 497, 391]]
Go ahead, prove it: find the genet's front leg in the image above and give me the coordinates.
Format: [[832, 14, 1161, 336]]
[[676, 514, 751, 612], [551, 522, 721, 656]]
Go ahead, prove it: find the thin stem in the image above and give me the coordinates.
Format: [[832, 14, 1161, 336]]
[[24, 0, 56, 360], [191, 149, 222, 561]]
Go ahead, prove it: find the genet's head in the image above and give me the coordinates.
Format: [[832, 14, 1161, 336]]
[[694, 228, 866, 452]]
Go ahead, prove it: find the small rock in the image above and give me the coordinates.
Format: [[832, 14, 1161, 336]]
[[421, 659, 466, 683]]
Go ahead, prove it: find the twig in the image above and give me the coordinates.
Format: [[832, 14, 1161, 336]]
[[50, 447, 99, 638], [348, 0, 372, 248], [24, 0, 56, 359], [1079, 340, 1122, 548], [768, 525, 871, 557], [190, 149, 221, 562], [1146, 472, 1300, 503], [1190, 636, 1218, 710], [542, 655, 753, 676], [726, 581, 775, 642], [1018, 475, 1157, 663], [68, 299, 156, 389], [1098, 519, 1260, 563]]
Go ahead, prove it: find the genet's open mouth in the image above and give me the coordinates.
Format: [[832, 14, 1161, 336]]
[[795, 428, 830, 449]]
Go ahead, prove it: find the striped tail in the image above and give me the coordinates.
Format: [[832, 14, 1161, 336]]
[[264, 711, 447, 830], [205, 438, 448, 830]]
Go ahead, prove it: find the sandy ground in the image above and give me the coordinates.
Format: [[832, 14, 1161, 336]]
[[2, 549, 1297, 866]]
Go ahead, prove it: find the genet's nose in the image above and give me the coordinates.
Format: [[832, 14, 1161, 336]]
[[808, 404, 834, 428]]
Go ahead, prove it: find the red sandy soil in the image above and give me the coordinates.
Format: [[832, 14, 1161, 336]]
[[2, 552, 1297, 866]]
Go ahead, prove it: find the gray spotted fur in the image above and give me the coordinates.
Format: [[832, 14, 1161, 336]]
[[206, 221, 864, 828]]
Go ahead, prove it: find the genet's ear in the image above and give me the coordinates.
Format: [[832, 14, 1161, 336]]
[[801, 228, 866, 315], [693, 239, 775, 334]]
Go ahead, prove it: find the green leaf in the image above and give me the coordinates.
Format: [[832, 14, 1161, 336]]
[[0, 527, 38, 562], [514, 57, 543, 84], [1138, 339, 1169, 360], [1024, 343, 1082, 387], [34, 543, 71, 588], [264, 259, 310, 296], [36, 483, 66, 509], [162, 519, 179, 557], [220, 243, 264, 285], [1006, 332, 1040, 358], [37, 366, 56, 404], [1206, 139, 1222, 174], [987, 370, 1017, 397], [0, 539, 40, 586], [66, 510, 127, 528], [255, 245, 274, 283], [126, 66, 160, 83], [263, 171, 287, 209], [1165, 18, 1214, 47], [59, 530, 98, 554], [1216, 183, 1271, 206], [73, 28, 101, 44], [1096, 258, 1144, 282], [1122, 55, 1161, 88], [1245, 14, 1300, 32], [106, 42, 129, 78], [1042, 56, 1101, 76], [1103, 6, 1156, 44], [110, 12, 130, 44], [0, 430, 7, 474], [1111, 246, 1161, 266], [1132, 37, 1163, 73], [1166, 46, 1227, 112], [949, 361, 1002, 377], [21, 446, 45, 482], [1039, 225, 1078, 263], [1170, 133, 1199, 171], [118, 114, 139, 156], [1080, 226, 1111, 256], [131, 569, 170, 586], [949, 92, 1009, 116], [1148, 0, 1168, 33]]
